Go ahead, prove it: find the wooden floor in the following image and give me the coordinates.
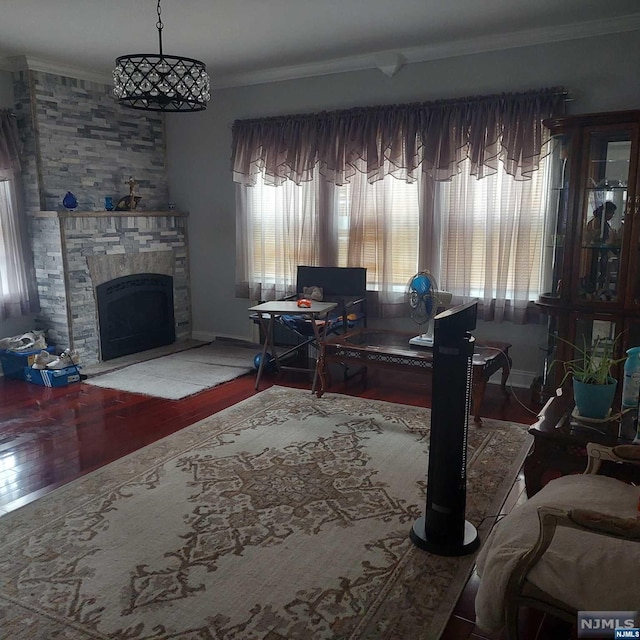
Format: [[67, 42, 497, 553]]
[[0, 362, 574, 639]]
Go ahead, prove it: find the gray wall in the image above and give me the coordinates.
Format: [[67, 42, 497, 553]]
[[164, 30, 640, 385], [13, 70, 167, 215]]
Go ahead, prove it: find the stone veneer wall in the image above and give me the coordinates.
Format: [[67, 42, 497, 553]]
[[12, 69, 168, 213], [31, 211, 190, 365], [11, 66, 191, 363]]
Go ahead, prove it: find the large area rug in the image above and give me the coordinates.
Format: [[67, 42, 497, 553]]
[[0, 386, 531, 639], [85, 343, 257, 399]]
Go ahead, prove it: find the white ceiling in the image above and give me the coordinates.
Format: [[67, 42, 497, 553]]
[[1, 0, 639, 88]]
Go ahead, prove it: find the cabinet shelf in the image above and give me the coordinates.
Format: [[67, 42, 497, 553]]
[[537, 110, 640, 398], [585, 185, 628, 191]]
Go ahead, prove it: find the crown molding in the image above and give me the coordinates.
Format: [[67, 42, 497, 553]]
[[1, 13, 639, 90], [212, 13, 640, 89]]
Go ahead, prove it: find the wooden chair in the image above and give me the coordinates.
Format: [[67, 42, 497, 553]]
[[284, 265, 367, 335], [251, 266, 367, 379], [475, 442, 640, 638], [274, 265, 367, 352]]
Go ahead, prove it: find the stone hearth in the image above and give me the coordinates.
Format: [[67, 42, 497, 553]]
[[31, 210, 191, 365]]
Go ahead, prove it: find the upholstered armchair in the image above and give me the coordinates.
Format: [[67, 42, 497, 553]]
[[475, 442, 640, 639]]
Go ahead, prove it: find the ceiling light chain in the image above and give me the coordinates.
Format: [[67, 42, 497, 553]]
[[156, 0, 163, 54], [113, 0, 211, 113]]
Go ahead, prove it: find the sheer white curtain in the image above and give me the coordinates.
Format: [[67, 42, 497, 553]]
[[237, 156, 551, 321], [237, 167, 421, 313], [436, 157, 550, 322], [336, 170, 420, 315], [0, 109, 37, 320], [235, 168, 326, 301]]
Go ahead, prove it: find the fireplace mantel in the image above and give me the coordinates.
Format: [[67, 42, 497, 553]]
[[34, 210, 188, 219], [31, 209, 191, 364]]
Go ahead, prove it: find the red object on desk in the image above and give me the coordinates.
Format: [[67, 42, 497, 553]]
[[297, 298, 312, 308]]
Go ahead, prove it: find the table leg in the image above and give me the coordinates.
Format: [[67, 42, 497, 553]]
[[500, 352, 512, 395], [311, 313, 331, 394], [254, 314, 275, 391], [316, 342, 327, 397], [472, 373, 487, 425]]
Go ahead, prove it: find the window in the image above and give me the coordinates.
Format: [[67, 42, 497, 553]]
[[242, 152, 550, 317], [0, 170, 34, 319], [232, 89, 562, 321], [335, 172, 420, 293], [439, 157, 550, 302], [244, 170, 421, 302], [245, 170, 321, 286]]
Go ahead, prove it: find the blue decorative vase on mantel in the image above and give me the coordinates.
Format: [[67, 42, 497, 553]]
[[62, 191, 78, 210]]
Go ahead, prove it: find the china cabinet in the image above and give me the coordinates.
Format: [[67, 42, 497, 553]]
[[537, 111, 640, 397]]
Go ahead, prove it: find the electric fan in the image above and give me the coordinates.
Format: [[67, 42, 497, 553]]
[[410, 300, 480, 556], [406, 271, 452, 347]]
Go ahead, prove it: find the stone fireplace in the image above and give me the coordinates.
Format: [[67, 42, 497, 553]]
[[30, 210, 191, 365], [9, 64, 191, 365], [96, 272, 175, 361]]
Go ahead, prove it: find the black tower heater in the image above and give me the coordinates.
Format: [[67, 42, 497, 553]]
[[410, 301, 480, 556]]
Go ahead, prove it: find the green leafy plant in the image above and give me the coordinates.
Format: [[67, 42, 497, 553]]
[[551, 334, 626, 386]]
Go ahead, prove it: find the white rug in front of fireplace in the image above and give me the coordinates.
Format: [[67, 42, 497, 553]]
[[84, 343, 256, 399]]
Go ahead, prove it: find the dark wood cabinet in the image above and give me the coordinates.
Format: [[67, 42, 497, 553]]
[[537, 111, 640, 398], [524, 393, 639, 496]]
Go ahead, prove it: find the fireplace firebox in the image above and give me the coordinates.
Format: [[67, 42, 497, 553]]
[[97, 273, 175, 361]]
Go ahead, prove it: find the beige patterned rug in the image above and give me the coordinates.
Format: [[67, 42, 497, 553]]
[[0, 386, 531, 639]]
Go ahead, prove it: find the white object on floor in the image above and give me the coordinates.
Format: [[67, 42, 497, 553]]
[[85, 343, 256, 400], [0, 330, 47, 352], [46, 349, 80, 369], [32, 350, 59, 369]]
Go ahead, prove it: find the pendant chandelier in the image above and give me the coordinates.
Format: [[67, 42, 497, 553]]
[[113, 0, 211, 112]]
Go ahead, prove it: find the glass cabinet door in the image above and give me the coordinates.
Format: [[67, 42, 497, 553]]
[[629, 185, 640, 308], [538, 112, 640, 400], [575, 128, 633, 305]]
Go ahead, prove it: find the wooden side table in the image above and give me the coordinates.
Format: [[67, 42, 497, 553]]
[[317, 330, 512, 424], [470, 342, 512, 424], [523, 393, 639, 497]]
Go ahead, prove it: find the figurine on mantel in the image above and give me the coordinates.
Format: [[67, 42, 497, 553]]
[[115, 176, 142, 211]]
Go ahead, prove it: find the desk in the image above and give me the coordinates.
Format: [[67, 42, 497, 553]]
[[317, 329, 511, 424], [249, 301, 338, 391]]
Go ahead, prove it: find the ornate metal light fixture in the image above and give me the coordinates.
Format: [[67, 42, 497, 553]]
[[113, 0, 211, 112]]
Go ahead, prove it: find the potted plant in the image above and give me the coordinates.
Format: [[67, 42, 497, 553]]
[[552, 334, 627, 420]]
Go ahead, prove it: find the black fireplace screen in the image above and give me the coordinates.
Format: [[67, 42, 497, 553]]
[[96, 273, 175, 361]]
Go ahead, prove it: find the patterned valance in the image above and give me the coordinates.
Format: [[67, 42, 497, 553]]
[[231, 88, 566, 186]]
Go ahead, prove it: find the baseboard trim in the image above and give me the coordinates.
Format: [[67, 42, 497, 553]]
[[489, 368, 534, 390], [190, 330, 217, 343], [191, 330, 259, 347]]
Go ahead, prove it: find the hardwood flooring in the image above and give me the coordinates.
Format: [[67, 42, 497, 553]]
[[0, 362, 574, 639]]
